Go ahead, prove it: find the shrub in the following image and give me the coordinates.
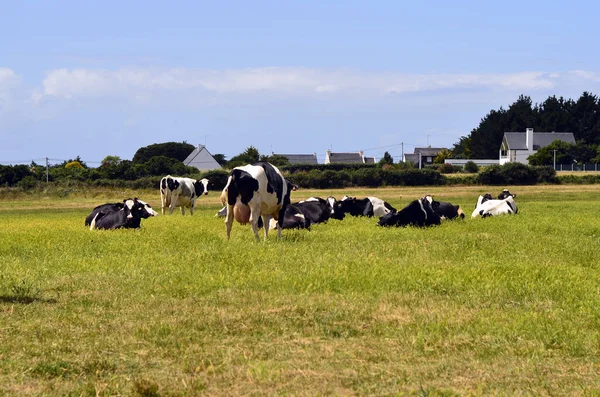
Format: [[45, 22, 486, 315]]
[[438, 163, 455, 174], [476, 165, 505, 185], [501, 162, 538, 185], [464, 161, 479, 173]]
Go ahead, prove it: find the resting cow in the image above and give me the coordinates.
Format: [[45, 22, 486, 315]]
[[471, 191, 518, 218], [337, 196, 396, 218], [423, 195, 465, 220], [85, 199, 157, 226], [377, 196, 441, 227], [160, 175, 209, 215], [89, 198, 156, 230], [221, 162, 293, 240]]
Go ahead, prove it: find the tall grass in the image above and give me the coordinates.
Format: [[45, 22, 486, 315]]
[[1, 185, 600, 395]]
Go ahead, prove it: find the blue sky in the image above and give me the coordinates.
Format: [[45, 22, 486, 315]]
[[1, 1, 600, 166]]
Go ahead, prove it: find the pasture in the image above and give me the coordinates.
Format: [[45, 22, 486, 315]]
[[1, 185, 600, 396]]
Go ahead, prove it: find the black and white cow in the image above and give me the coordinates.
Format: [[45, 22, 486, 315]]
[[422, 195, 465, 220], [377, 196, 441, 227], [160, 175, 209, 215], [337, 195, 396, 218], [89, 198, 156, 230], [84, 199, 158, 226], [471, 191, 518, 218], [221, 162, 292, 240], [268, 203, 312, 230], [497, 189, 517, 200]]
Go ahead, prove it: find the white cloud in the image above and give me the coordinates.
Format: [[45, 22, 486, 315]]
[[37, 67, 564, 101]]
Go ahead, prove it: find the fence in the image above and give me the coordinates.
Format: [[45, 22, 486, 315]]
[[554, 164, 600, 171]]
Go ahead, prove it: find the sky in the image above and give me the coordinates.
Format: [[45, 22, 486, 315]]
[[2, 1, 600, 166]]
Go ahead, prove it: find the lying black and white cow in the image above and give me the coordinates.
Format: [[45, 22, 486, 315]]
[[337, 196, 396, 218], [423, 195, 465, 220], [377, 196, 441, 227], [471, 191, 518, 218], [89, 198, 157, 230], [267, 196, 347, 230], [221, 162, 293, 240], [84, 199, 158, 226], [160, 175, 209, 215]]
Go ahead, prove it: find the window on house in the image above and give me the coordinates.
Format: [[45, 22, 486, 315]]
[[501, 149, 507, 157], [426, 156, 432, 163]]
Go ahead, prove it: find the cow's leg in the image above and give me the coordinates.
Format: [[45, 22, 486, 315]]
[[181, 206, 185, 215], [225, 204, 234, 240], [189, 199, 196, 215], [169, 192, 179, 215], [262, 215, 271, 240], [160, 190, 167, 215], [248, 205, 262, 241]]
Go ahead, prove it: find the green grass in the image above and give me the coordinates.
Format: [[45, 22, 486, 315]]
[[1, 185, 600, 396]]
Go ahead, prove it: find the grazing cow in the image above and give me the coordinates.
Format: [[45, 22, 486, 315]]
[[422, 195, 465, 220], [160, 175, 209, 215], [471, 194, 518, 218], [377, 196, 441, 227], [221, 162, 292, 240], [84, 199, 158, 226], [89, 198, 156, 230], [338, 196, 396, 218]]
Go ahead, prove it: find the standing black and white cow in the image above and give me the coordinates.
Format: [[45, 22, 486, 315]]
[[337, 196, 396, 218], [377, 196, 441, 227], [221, 162, 292, 240], [89, 198, 156, 230], [160, 175, 209, 215], [84, 199, 158, 226]]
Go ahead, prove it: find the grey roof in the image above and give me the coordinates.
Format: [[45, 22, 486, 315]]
[[183, 144, 222, 171], [364, 157, 376, 164], [403, 153, 419, 164], [414, 147, 446, 156], [503, 132, 575, 150], [328, 152, 364, 164], [276, 153, 318, 165]]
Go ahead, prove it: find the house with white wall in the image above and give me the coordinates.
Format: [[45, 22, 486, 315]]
[[499, 128, 575, 165]]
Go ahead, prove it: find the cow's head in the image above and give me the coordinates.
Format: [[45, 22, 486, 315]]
[[422, 195, 440, 210], [125, 198, 156, 219], [498, 189, 516, 200], [327, 196, 346, 220], [194, 178, 209, 196]]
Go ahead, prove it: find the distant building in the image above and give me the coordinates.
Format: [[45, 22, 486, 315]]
[[403, 147, 446, 167], [183, 144, 222, 171], [274, 153, 318, 165], [500, 128, 576, 165], [325, 150, 376, 164]]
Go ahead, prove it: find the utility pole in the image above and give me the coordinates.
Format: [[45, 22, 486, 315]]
[[553, 150, 557, 170], [45, 157, 49, 183], [401, 142, 404, 162]]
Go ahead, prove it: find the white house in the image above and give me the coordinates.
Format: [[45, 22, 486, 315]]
[[499, 128, 575, 165], [183, 144, 222, 171]]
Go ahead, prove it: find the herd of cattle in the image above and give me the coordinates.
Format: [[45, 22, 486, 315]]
[[85, 162, 519, 239]]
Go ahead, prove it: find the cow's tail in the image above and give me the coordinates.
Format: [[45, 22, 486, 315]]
[[90, 213, 99, 230], [220, 176, 233, 206]]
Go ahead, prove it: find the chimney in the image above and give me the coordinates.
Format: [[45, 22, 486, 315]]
[[526, 128, 534, 151]]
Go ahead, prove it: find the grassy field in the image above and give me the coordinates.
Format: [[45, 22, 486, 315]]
[[1, 185, 600, 396]]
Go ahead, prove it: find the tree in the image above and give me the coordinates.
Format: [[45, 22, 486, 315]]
[[101, 155, 122, 167], [212, 154, 228, 166], [226, 146, 261, 168], [259, 154, 291, 167], [433, 149, 453, 164], [132, 142, 195, 164], [527, 140, 576, 166], [378, 151, 393, 165]]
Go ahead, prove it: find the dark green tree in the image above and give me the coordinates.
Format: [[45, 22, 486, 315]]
[[132, 142, 195, 164], [212, 154, 228, 166], [226, 146, 261, 168], [378, 151, 394, 165]]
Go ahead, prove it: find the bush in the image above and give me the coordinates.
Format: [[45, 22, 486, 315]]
[[500, 162, 538, 185], [476, 165, 505, 185], [464, 161, 479, 173], [199, 169, 230, 190], [438, 163, 455, 174]]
